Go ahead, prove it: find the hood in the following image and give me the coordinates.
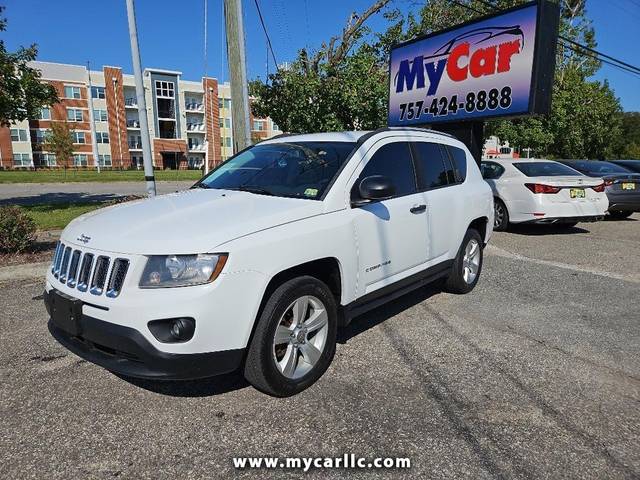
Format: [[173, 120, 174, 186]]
[[62, 189, 325, 255]]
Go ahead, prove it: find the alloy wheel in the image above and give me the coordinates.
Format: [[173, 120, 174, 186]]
[[272, 295, 329, 379], [462, 238, 481, 284]]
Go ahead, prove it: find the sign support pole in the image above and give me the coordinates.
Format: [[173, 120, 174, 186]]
[[431, 121, 485, 166]]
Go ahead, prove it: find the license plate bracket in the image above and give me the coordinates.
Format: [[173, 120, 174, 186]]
[[570, 188, 585, 199], [49, 290, 83, 336]]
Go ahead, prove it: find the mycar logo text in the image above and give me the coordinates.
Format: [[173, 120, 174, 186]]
[[394, 26, 524, 97], [388, 3, 543, 125]]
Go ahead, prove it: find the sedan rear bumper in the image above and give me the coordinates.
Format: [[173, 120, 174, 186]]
[[522, 215, 604, 225]]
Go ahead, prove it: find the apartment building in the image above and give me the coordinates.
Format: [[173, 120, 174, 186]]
[[0, 61, 281, 170]]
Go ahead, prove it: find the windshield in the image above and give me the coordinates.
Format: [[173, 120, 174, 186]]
[[198, 141, 356, 199], [513, 162, 581, 177], [565, 161, 632, 175]]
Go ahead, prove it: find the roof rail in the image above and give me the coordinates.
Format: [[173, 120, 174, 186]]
[[356, 126, 456, 145]]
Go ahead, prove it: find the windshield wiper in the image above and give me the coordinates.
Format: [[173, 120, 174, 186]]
[[232, 185, 276, 196]]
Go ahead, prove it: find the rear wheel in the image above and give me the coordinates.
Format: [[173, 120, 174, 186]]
[[493, 198, 509, 231], [444, 229, 484, 294], [244, 276, 337, 397], [608, 211, 633, 220]]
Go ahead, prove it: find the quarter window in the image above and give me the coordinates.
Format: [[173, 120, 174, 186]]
[[480, 162, 505, 180], [447, 146, 468, 183], [356, 142, 417, 199], [411, 142, 450, 190]]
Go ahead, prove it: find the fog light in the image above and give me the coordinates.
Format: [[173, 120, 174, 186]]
[[148, 317, 195, 343]]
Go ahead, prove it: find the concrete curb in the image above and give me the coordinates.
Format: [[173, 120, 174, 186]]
[[0, 261, 49, 282]]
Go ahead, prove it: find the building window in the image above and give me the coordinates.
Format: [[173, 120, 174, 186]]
[[91, 86, 105, 99], [96, 132, 109, 144], [253, 120, 264, 131], [67, 108, 84, 122], [64, 86, 81, 99], [224, 98, 231, 109], [129, 135, 142, 149], [219, 117, 231, 129], [272, 123, 279, 131], [10, 128, 28, 142], [93, 109, 108, 122], [34, 153, 56, 167], [71, 131, 86, 144], [98, 154, 112, 167], [155, 80, 175, 98], [13, 153, 31, 166], [30, 129, 49, 144], [221, 137, 232, 148], [39, 107, 51, 120], [73, 154, 88, 166]]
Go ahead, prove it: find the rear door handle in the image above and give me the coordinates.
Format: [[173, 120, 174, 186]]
[[410, 204, 427, 214]]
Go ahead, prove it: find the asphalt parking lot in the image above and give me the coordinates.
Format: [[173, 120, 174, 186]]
[[1, 215, 639, 479]]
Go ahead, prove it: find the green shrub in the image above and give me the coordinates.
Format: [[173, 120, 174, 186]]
[[0, 206, 37, 253]]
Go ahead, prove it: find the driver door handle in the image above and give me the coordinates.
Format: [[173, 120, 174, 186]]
[[410, 204, 427, 214]]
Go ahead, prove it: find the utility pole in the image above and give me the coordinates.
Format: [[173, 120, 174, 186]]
[[203, 0, 210, 175], [86, 62, 101, 173], [125, 0, 156, 196], [224, 0, 251, 153]]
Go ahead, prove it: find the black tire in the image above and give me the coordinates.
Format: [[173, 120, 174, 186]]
[[444, 229, 484, 294], [493, 198, 509, 231], [244, 276, 338, 397], [608, 210, 633, 220]]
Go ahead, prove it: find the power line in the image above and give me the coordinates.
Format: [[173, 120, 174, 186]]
[[450, 0, 640, 77], [253, 0, 279, 71]]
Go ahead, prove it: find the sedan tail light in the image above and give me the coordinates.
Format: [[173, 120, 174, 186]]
[[591, 183, 606, 192], [604, 179, 615, 187], [524, 183, 561, 194]]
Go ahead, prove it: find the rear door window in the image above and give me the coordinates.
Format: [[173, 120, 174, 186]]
[[411, 142, 450, 190], [481, 162, 505, 179]]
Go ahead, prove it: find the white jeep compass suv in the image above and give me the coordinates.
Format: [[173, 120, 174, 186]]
[[45, 128, 493, 396]]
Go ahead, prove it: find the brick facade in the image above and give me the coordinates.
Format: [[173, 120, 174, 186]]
[[104, 67, 131, 168]]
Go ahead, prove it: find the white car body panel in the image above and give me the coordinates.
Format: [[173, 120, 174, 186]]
[[483, 159, 609, 223], [47, 129, 493, 359]]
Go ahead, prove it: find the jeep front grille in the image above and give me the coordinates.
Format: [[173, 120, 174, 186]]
[[50, 243, 129, 298]]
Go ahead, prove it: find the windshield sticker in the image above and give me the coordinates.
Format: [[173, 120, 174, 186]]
[[304, 188, 319, 197]]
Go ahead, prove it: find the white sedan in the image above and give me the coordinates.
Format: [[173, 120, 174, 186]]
[[481, 158, 609, 231]]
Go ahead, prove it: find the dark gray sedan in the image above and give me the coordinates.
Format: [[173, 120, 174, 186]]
[[558, 160, 640, 219], [610, 160, 640, 174]]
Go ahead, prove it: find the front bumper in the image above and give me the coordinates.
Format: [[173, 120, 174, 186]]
[[521, 215, 604, 225], [45, 289, 244, 380]]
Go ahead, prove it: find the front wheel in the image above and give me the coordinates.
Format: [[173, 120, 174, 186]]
[[444, 229, 484, 294], [244, 276, 338, 397]]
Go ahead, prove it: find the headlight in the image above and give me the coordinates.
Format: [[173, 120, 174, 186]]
[[139, 253, 228, 288]]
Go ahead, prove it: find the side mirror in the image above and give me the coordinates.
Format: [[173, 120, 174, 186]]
[[354, 175, 395, 206]]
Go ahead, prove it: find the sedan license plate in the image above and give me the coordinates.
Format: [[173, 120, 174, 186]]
[[570, 188, 585, 199], [622, 182, 636, 190]]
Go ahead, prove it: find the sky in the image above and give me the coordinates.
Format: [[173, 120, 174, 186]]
[[2, 0, 639, 111]]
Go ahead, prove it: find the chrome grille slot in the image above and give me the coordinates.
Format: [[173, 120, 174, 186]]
[[106, 259, 129, 298], [53, 243, 65, 278], [66, 250, 82, 288], [90, 256, 110, 296], [77, 253, 94, 292], [51, 241, 62, 274], [59, 247, 72, 283]]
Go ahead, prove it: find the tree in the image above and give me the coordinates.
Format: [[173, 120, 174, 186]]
[[614, 112, 640, 159], [45, 122, 74, 168], [0, 6, 58, 126]]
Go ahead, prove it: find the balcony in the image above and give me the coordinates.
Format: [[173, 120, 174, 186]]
[[125, 98, 138, 108], [126, 119, 140, 129], [185, 102, 204, 113], [186, 123, 205, 132], [188, 143, 205, 152], [129, 142, 142, 150]]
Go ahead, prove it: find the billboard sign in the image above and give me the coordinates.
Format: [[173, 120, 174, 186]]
[[388, 1, 559, 125]]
